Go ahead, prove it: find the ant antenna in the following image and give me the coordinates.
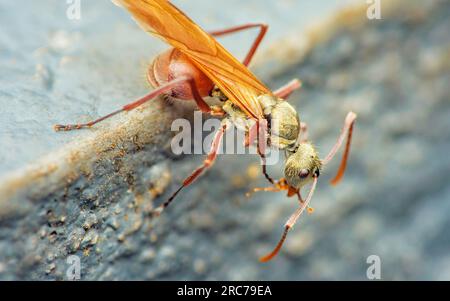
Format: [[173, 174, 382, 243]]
[[322, 112, 356, 185], [260, 176, 318, 262]]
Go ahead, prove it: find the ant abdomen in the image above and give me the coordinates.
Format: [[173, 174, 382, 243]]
[[148, 48, 214, 100]]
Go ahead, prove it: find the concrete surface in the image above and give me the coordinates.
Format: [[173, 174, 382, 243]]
[[0, 0, 449, 280]]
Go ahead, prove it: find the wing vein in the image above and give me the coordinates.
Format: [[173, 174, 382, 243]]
[[114, 0, 271, 119]]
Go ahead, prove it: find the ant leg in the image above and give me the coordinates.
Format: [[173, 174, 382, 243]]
[[241, 121, 274, 185], [210, 23, 268, 67], [274, 79, 302, 100], [54, 77, 214, 131], [256, 119, 275, 184], [246, 178, 289, 197], [154, 122, 229, 215], [248, 79, 303, 186], [246, 186, 283, 197], [244, 121, 258, 148], [260, 176, 318, 262], [299, 122, 309, 143], [322, 112, 357, 185]]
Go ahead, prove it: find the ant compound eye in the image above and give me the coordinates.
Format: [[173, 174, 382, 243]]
[[299, 169, 310, 179]]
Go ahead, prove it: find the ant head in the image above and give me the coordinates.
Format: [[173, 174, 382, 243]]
[[284, 142, 322, 189]]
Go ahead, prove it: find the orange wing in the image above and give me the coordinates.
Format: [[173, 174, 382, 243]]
[[113, 0, 271, 119]]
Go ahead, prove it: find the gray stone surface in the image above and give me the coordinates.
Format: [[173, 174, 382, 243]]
[[0, 0, 449, 280]]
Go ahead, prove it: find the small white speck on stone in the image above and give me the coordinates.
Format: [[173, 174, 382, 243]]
[[83, 214, 98, 230], [140, 248, 156, 262], [81, 230, 99, 248], [0, 263, 6, 273], [193, 259, 207, 275], [160, 246, 176, 259], [45, 263, 56, 275], [67, 228, 85, 252]]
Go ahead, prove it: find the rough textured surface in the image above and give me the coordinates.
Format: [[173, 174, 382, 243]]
[[0, 0, 449, 280]]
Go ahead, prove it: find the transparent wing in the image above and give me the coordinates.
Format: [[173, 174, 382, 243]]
[[113, 0, 271, 119]]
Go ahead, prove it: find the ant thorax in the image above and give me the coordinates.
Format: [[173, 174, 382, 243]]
[[221, 95, 300, 151], [258, 94, 300, 150], [222, 100, 253, 133]]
